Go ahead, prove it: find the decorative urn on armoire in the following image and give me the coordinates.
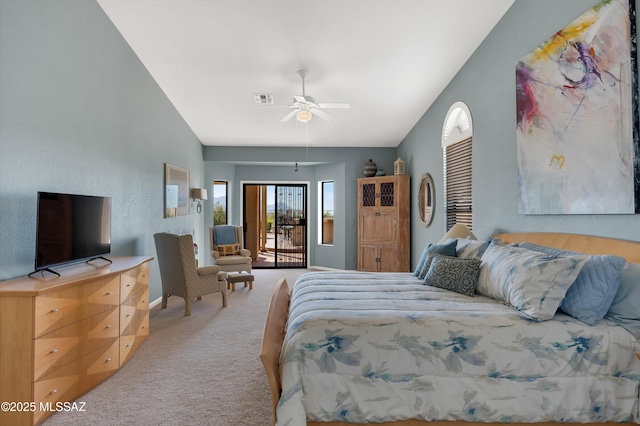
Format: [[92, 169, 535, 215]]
[[363, 159, 377, 177]]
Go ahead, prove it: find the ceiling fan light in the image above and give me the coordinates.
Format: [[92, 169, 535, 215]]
[[296, 110, 312, 123]]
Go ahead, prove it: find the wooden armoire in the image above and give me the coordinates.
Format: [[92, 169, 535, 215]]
[[357, 175, 410, 272]]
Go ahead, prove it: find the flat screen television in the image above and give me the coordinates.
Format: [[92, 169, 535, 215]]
[[33, 191, 112, 275]]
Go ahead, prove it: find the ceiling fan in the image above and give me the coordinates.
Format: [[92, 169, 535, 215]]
[[268, 70, 351, 123]]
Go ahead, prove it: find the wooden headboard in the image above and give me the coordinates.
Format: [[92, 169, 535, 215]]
[[493, 232, 640, 264]]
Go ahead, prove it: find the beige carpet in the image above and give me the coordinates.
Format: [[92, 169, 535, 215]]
[[43, 268, 309, 426]]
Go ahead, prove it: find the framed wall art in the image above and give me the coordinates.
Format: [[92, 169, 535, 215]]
[[164, 163, 190, 217], [516, 0, 639, 214]]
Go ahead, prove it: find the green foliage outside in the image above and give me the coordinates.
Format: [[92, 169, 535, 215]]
[[213, 201, 226, 225]]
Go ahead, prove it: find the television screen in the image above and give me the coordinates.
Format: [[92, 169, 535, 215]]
[[35, 192, 112, 270]]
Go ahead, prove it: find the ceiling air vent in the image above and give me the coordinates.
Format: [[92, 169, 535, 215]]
[[253, 93, 273, 104]]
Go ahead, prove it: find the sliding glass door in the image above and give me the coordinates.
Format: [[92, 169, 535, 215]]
[[243, 183, 307, 269]]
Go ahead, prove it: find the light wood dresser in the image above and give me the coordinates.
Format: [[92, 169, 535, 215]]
[[0, 256, 153, 425]]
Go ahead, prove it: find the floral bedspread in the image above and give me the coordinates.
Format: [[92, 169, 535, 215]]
[[276, 271, 640, 425]]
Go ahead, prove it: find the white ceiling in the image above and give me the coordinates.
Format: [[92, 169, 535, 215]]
[[97, 0, 514, 148]]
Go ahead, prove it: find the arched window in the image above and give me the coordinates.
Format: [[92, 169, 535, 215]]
[[442, 102, 473, 231]]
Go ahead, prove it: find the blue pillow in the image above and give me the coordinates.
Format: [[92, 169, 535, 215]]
[[414, 245, 431, 277], [415, 239, 458, 280], [605, 262, 640, 338], [518, 242, 626, 325]]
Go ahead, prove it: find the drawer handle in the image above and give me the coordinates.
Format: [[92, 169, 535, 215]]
[[106, 291, 112, 295], [126, 314, 131, 317], [126, 284, 131, 287], [105, 324, 112, 329], [106, 358, 112, 363], [50, 349, 58, 354], [51, 308, 58, 313], [126, 344, 131, 348], [50, 389, 57, 395]]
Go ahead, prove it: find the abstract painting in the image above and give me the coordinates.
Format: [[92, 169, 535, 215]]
[[516, 0, 638, 214]]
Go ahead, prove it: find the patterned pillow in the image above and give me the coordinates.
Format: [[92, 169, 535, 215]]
[[477, 240, 589, 321], [417, 239, 458, 280], [518, 242, 626, 325], [217, 243, 240, 256], [423, 253, 482, 296]]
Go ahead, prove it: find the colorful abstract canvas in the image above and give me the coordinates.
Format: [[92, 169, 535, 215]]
[[516, 0, 638, 214]]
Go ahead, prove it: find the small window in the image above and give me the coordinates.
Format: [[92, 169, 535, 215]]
[[213, 181, 228, 225], [444, 139, 472, 230], [442, 102, 473, 231], [320, 181, 334, 245]]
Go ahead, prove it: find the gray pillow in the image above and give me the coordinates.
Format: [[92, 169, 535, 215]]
[[423, 253, 482, 297], [416, 239, 458, 280]]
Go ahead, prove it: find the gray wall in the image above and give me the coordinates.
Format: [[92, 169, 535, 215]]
[[3, 0, 637, 288], [398, 0, 640, 269], [203, 147, 397, 270], [0, 1, 206, 300]]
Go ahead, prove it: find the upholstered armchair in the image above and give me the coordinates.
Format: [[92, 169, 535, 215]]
[[209, 225, 252, 274], [154, 232, 228, 316]]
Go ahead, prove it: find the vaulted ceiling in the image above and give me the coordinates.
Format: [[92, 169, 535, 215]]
[[97, 0, 515, 148]]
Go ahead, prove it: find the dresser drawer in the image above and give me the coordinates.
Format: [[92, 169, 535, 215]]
[[120, 264, 150, 304], [33, 338, 119, 424], [120, 287, 149, 335], [34, 276, 120, 337], [120, 311, 149, 366], [33, 307, 119, 381]]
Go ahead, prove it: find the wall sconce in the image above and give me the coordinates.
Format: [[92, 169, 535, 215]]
[[191, 188, 207, 214]]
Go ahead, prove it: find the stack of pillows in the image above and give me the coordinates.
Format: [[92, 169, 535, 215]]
[[414, 237, 640, 338]]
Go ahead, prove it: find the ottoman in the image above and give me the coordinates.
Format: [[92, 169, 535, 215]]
[[226, 272, 255, 291]]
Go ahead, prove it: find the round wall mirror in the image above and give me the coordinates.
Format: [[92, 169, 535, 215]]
[[419, 172, 435, 227]]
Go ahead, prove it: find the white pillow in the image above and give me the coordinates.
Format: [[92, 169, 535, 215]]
[[456, 237, 491, 260], [477, 241, 588, 321]]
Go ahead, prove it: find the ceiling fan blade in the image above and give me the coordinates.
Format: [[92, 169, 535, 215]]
[[280, 109, 299, 122], [293, 95, 306, 103], [310, 108, 332, 121], [317, 102, 351, 109]]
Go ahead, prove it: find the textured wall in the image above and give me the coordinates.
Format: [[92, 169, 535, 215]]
[[0, 1, 205, 300], [398, 0, 640, 268]]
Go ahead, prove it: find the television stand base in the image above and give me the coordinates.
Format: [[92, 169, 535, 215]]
[[28, 267, 61, 278], [86, 256, 113, 265]]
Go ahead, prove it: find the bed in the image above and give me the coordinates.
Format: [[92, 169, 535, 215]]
[[260, 232, 640, 426]]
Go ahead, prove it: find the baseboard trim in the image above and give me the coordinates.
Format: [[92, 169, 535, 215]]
[[149, 297, 162, 309], [308, 265, 344, 271]]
